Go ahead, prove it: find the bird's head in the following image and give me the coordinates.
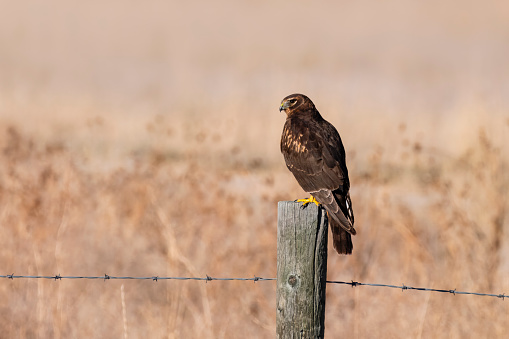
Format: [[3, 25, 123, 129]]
[[279, 94, 315, 116]]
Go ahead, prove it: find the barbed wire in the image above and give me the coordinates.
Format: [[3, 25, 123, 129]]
[[0, 274, 275, 282], [326, 280, 506, 299], [1, 274, 505, 299]]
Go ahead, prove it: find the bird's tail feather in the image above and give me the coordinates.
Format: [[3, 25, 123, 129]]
[[330, 218, 353, 255], [327, 192, 356, 235]]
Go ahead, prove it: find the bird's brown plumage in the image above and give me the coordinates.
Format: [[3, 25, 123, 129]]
[[280, 93, 356, 255]]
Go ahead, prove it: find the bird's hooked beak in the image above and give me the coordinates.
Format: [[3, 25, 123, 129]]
[[279, 100, 289, 112]]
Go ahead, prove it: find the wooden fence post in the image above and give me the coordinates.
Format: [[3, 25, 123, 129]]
[[276, 201, 328, 338]]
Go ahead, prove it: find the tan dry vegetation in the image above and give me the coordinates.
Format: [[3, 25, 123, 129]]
[[1, 0, 509, 338], [1, 112, 508, 338]]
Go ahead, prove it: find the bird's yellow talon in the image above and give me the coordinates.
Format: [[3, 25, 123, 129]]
[[296, 195, 320, 207]]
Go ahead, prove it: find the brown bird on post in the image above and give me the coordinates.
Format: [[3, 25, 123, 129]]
[[280, 93, 356, 255]]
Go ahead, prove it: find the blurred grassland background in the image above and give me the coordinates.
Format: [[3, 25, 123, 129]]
[[1, 0, 509, 338]]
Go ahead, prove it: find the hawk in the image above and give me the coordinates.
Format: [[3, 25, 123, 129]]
[[280, 93, 356, 255]]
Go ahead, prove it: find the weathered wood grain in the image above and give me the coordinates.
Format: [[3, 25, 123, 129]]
[[276, 201, 328, 339]]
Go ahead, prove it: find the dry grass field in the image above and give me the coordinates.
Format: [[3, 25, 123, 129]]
[[1, 0, 509, 338]]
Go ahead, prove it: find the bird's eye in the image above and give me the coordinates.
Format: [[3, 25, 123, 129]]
[[289, 99, 297, 104]]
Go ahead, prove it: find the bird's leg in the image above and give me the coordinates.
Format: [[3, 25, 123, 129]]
[[296, 195, 320, 207]]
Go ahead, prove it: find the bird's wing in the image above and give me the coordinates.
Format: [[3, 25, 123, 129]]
[[282, 116, 355, 234]]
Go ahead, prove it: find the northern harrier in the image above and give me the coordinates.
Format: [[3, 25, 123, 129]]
[[280, 93, 356, 255]]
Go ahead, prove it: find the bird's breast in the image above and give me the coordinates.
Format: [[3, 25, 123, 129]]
[[282, 126, 308, 154]]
